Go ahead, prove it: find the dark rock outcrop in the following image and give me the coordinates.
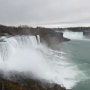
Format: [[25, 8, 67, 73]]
[[0, 72, 66, 90], [40, 32, 70, 49]]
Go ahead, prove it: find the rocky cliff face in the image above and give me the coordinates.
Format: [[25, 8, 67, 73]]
[[39, 29, 70, 49]]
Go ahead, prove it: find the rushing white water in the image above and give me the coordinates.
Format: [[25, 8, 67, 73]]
[[0, 35, 84, 89], [63, 31, 84, 40]]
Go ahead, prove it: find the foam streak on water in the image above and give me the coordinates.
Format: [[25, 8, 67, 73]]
[[0, 35, 84, 89]]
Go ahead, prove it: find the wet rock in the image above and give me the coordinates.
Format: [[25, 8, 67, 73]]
[[0, 76, 66, 90]]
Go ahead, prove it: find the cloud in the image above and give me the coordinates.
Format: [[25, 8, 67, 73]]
[[0, 0, 90, 27]]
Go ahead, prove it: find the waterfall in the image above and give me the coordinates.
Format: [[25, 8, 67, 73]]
[[0, 35, 39, 61], [37, 35, 40, 44], [0, 35, 83, 89], [63, 31, 84, 40]]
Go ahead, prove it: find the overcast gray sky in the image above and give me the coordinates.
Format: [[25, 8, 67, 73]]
[[0, 0, 90, 27]]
